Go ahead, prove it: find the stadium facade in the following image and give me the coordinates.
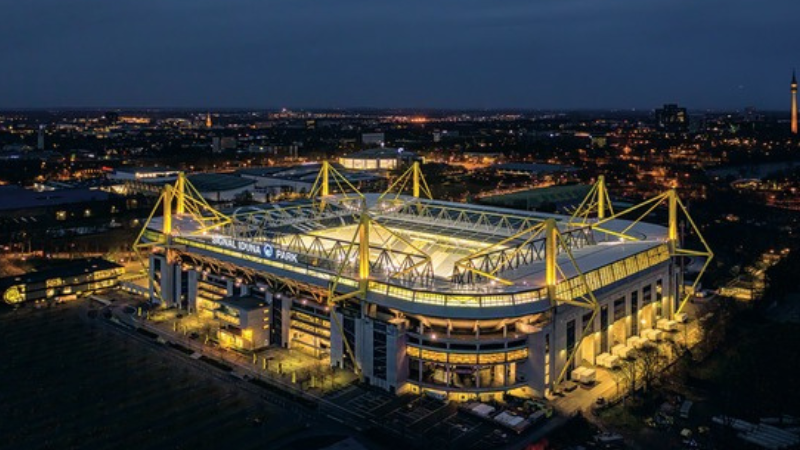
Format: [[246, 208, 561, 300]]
[[135, 163, 711, 400]]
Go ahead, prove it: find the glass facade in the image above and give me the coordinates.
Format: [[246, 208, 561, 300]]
[[172, 236, 670, 310]]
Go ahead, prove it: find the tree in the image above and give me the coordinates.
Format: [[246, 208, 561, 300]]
[[614, 344, 672, 397], [616, 357, 639, 398], [636, 345, 671, 392]]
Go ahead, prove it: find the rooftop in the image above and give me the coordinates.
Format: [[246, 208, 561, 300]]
[[342, 147, 418, 160], [187, 173, 255, 192], [237, 163, 380, 183], [491, 162, 577, 174], [114, 166, 178, 174], [0, 258, 122, 290], [218, 294, 269, 312], [478, 184, 592, 210], [0, 185, 113, 211]]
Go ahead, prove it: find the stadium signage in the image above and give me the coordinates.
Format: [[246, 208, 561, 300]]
[[209, 236, 298, 263]]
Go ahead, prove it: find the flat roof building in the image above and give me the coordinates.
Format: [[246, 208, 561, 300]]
[[0, 258, 123, 305], [108, 166, 180, 183], [0, 186, 112, 213], [339, 147, 420, 171], [186, 173, 256, 203], [491, 163, 577, 176]]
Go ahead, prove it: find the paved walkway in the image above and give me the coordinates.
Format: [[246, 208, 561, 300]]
[[551, 369, 619, 416]]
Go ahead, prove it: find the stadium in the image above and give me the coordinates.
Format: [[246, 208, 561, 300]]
[[134, 163, 711, 401]]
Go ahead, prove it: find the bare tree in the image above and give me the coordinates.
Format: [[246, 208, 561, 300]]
[[616, 357, 639, 397], [637, 345, 671, 392], [613, 344, 672, 397]]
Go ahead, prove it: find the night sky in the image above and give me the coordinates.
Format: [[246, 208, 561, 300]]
[[1, 0, 797, 110]]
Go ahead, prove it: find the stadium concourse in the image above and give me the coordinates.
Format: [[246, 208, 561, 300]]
[[133, 163, 711, 402]]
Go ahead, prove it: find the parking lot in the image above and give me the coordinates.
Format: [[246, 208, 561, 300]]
[[324, 387, 512, 449]]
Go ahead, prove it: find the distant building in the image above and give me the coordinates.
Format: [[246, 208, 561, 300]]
[[591, 136, 608, 149], [104, 111, 119, 124], [0, 258, 123, 305], [433, 130, 459, 142], [339, 147, 420, 171], [1, 142, 34, 154], [477, 184, 592, 213], [107, 167, 180, 184], [0, 185, 118, 221], [362, 132, 385, 145], [655, 104, 688, 132], [743, 107, 763, 123], [491, 163, 577, 176], [791, 71, 798, 134], [212, 136, 237, 153], [463, 152, 503, 165], [37, 125, 45, 150], [237, 163, 380, 196], [186, 173, 256, 202]]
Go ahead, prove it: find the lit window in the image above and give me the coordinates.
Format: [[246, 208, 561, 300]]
[[56, 211, 67, 221]]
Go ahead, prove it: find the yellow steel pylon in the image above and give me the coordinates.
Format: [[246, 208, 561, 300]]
[[570, 175, 614, 225], [379, 161, 433, 202], [308, 161, 364, 201]]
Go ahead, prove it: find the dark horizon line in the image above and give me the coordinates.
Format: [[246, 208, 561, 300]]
[[0, 105, 791, 115]]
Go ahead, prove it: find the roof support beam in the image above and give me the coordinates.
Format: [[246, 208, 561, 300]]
[[668, 189, 678, 244], [545, 218, 558, 302], [413, 161, 420, 198], [322, 161, 330, 197], [358, 202, 370, 290], [175, 172, 185, 215], [597, 175, 606, 220], [162, 185, 172, 236]]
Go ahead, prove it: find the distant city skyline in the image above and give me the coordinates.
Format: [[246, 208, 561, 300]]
[[1, 0, 798, 110]]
